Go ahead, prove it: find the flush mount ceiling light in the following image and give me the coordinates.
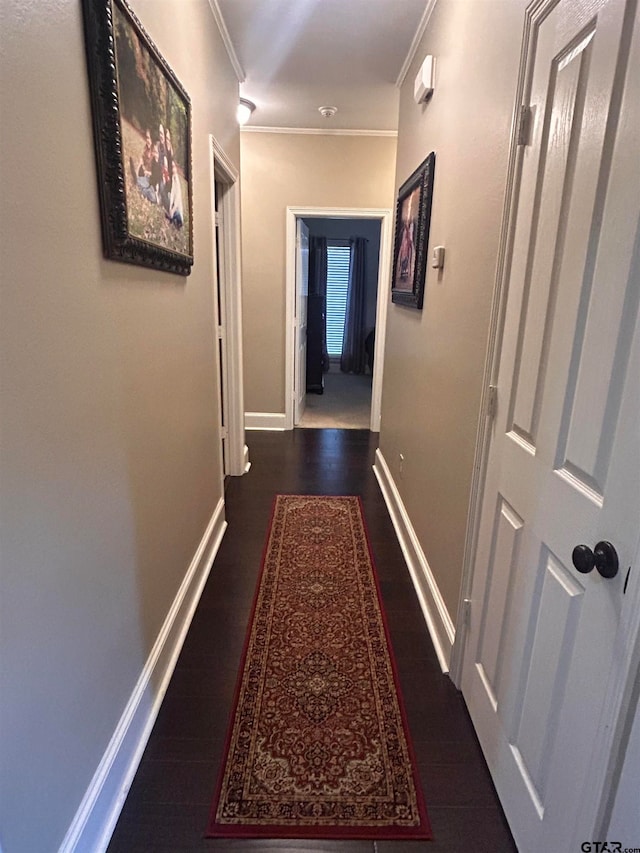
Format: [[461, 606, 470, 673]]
[[237, 97, 256, 125], [318, 105, 338, 118]]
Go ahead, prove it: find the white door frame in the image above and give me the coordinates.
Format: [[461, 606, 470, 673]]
[[293, 218, 309, 426], [210, 136, 249, 476], [449, 0, 539, 687], [285, 206, 393, 432], [450, 0, 640, 840]]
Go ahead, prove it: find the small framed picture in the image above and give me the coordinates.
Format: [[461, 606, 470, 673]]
[[391, 152, 435, 308], [82, 0, 193, 275]]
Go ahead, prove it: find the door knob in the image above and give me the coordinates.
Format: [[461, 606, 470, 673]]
[[572, 541, 619, 579]]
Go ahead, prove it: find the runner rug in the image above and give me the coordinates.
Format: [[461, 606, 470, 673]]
[[206, 494, 431, 840]]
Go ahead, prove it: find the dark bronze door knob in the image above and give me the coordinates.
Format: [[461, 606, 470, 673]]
[[572, 541, 619, 579]]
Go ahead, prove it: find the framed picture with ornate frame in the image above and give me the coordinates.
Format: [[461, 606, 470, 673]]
[[81, 0, 193, 275], [391, 152, 435, 308]]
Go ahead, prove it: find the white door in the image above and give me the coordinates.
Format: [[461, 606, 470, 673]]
[[462, 2, 640, 851], [294, 219, 309, 424]]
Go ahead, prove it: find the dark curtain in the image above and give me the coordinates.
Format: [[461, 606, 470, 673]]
[[340, 237, 367, 374], [308, 236, 330, 373]]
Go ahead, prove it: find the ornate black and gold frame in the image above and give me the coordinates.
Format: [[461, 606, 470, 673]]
[[81, 0, 193, 275], [391, 152, 435, 308]]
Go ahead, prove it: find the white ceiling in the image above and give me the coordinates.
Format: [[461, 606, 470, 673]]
[[213, 0, 433, 132]]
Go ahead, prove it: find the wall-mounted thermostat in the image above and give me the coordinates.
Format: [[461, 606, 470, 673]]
[[414, 55, 435, 103]]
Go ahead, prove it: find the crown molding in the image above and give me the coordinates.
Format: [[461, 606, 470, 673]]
[[241, 126, 398, 138], [395, 0, 438, 88], [206, 0, 245, 82]]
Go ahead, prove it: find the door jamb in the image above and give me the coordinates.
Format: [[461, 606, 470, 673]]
[[210, 135, 249, 476], [285, 206, 392, 432], [449, 0, 538, 688]]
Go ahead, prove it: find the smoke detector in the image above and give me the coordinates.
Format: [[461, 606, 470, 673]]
[[318, 105, 338, 118]]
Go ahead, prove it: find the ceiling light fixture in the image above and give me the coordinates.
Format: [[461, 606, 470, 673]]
[[318, 105, 338, 118], [237, 97, 256, 126]]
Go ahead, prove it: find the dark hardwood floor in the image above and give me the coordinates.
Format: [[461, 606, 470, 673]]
[[108, 429, 516, 852]]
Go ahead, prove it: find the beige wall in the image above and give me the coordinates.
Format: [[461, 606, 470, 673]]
[[0, 0, 238, 849], [379, 0, 528, 620], [240, 132, 397, 413]]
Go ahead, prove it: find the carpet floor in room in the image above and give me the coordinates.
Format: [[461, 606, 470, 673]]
[[107, 429, 517, 852], [299, 371, 372, 429]]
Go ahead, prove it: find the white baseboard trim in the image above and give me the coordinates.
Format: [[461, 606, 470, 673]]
[[245, 412, 287, 431], [59, 500, 227, 853], [373, 448, 455, 673]]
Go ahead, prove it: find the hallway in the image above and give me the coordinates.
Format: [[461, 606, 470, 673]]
[[108, 430, 516, 852]]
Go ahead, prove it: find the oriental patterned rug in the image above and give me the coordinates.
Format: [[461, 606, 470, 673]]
[[207, 494, 431, 840]]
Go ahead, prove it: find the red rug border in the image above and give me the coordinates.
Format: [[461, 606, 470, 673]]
[[355, 494, 432, 839], [205, 493, 433, 841]]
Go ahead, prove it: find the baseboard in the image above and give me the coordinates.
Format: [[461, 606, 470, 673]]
[[245, 412, 287, 430], [59, 500, 227, 853], [243, 443, 251, 473], [373, 448, 455, 673]]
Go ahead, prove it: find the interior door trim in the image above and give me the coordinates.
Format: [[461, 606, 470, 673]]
[[450, 0, 554, 687], [210, 135, 248, 476], [284, 205, 393, 432]]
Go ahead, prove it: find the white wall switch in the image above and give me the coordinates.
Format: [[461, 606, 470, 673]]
[[432, 245, 445, 269]]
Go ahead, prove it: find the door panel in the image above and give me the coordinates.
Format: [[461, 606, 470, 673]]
[[462, 1, 640, 850], [508, 25, 593, 449], [513, 550, 584, 805], [475, 497, 523, 709]]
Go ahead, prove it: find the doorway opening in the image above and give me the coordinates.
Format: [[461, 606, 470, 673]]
[[285, 206, 392, 432], [301, 218, 381, 429]]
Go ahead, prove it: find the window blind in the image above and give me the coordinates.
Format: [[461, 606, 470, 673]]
[[326, 244, 351, 356]]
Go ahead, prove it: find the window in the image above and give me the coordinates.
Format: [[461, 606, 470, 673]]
[[326, 243, 351, 356]]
